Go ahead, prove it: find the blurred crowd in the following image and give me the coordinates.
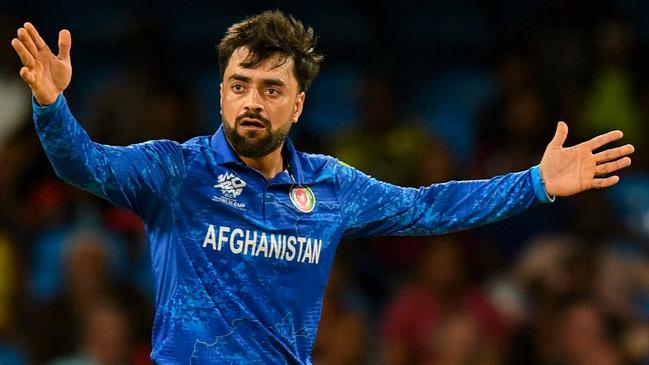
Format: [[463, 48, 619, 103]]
[[1, 1, 649, 364]]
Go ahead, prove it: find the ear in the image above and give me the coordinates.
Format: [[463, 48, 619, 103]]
[[292, 91, 306, 124]]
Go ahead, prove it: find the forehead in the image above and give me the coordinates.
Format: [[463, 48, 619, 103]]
[[224, 47, 297, 86]]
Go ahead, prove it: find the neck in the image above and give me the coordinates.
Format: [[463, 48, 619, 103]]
[[239, 144, 285, 180]]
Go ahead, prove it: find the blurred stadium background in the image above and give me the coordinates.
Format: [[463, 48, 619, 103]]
[[1, 1, 649, 364]]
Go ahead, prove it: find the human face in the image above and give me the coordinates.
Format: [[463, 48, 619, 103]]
[[220, 47, 305, 158]]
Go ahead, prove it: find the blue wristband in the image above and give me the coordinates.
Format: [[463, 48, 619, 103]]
[[531, 165, 555, 203]]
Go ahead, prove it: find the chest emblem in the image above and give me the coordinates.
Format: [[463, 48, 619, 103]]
[[215, 172, 246, 198], [212, 172, 247, 210], [289, 186, 316, 213]]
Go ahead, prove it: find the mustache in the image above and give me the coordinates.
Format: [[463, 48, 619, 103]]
[[235, 111, 271, 128]]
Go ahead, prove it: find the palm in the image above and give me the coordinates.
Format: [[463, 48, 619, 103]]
[[540, 122, 634, 197], [11, 22, 72, 105], [31, 48, 71, 102]]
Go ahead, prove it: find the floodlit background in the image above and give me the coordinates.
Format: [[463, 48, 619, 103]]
[[1, 1, 649, 364]]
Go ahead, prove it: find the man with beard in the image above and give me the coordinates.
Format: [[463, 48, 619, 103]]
[[11, 10, 634, 364]]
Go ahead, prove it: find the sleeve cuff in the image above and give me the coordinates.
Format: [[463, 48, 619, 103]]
[[531, 165, 555, 203], [32, 94, 64, 116]]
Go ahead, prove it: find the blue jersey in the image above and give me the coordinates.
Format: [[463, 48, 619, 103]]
[[33, 95, 552, 364]]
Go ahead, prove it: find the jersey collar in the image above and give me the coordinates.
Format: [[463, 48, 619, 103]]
[[210, 125, 306, 185]]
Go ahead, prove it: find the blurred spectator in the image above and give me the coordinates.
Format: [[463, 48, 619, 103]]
[[596, 242, 649, 322], [332, 74, 436, 186], [0, 231, 18, 332], [501, 234, 621, 365], [408, 68, 494, 165], [559, 300, 621, 365], [313, 260, 371, 365], [621, 324, 649, 365], [515, 234, 589, 303], [0, 18, 31, 151], [580, 21, 642, 145], [414, 136, 455, 185], [28, 232, 151, 365], [48, 300, 133, 365], [382, 238, 509, 365], [605, 174, 649, 239], [0, 123, 47, 225], [86, 21, 201, 145], [0, 230, 25, 365], [475, 54, 551, 178], [425, 310, 499, 365]]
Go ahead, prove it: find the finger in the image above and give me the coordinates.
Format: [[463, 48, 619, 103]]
[[594, 144, 635, 162], [57, 29, 71, 62], [11, 38, 35, 67], [595, 157, 632, 175], [592, 175, 620, 189], [17, 27, 38, 57], [19, 67, 35, 85], [24, 22, 47, 50], [588, 130, 624, 151], [549, 121, 569, 148]]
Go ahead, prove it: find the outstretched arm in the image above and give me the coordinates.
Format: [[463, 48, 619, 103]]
[[11, 23, 187, 218], [336, 122, 634, 239], [336, 162, 545, 239], [540, 121, 634, 196]]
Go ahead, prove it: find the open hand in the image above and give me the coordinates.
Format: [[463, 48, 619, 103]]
[[10, 22, 72, 105], [540, 122, 635, 197]]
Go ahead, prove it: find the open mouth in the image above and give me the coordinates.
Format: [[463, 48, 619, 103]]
[[239, 118, 267, 130]]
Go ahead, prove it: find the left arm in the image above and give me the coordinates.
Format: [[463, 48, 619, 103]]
[[336, 121, 634, 239], [335, 163, 549, 239]]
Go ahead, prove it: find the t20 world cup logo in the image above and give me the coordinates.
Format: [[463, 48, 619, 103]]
[[215, 172, 246, 199]]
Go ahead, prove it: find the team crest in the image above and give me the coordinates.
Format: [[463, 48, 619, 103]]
[[289, 186, 316, 213]]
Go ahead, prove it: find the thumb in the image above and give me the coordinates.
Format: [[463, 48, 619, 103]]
[[57, 29, 71, 62], [549, 121, 569, 148]]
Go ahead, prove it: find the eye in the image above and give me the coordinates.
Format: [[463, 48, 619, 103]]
[[231, 84, 245, 93], [266, 88, 280, 96]]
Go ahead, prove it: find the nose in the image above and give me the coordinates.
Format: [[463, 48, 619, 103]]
[[244, 88, 264, 112]]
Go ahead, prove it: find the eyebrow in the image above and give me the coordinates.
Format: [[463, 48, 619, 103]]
[[228, 74, 287, 88]]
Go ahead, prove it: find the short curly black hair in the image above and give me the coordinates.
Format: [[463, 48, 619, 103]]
[[217, 10, 324, 92]]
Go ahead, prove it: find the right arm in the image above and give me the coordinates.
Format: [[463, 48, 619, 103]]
[[33, 94, 186, 215], [13, 22, 186, 215]]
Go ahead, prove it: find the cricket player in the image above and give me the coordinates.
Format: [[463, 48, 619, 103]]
[[11, 10, 635, 365]]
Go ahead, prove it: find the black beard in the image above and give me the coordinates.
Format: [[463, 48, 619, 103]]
[[222, 113, 290, 158]]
